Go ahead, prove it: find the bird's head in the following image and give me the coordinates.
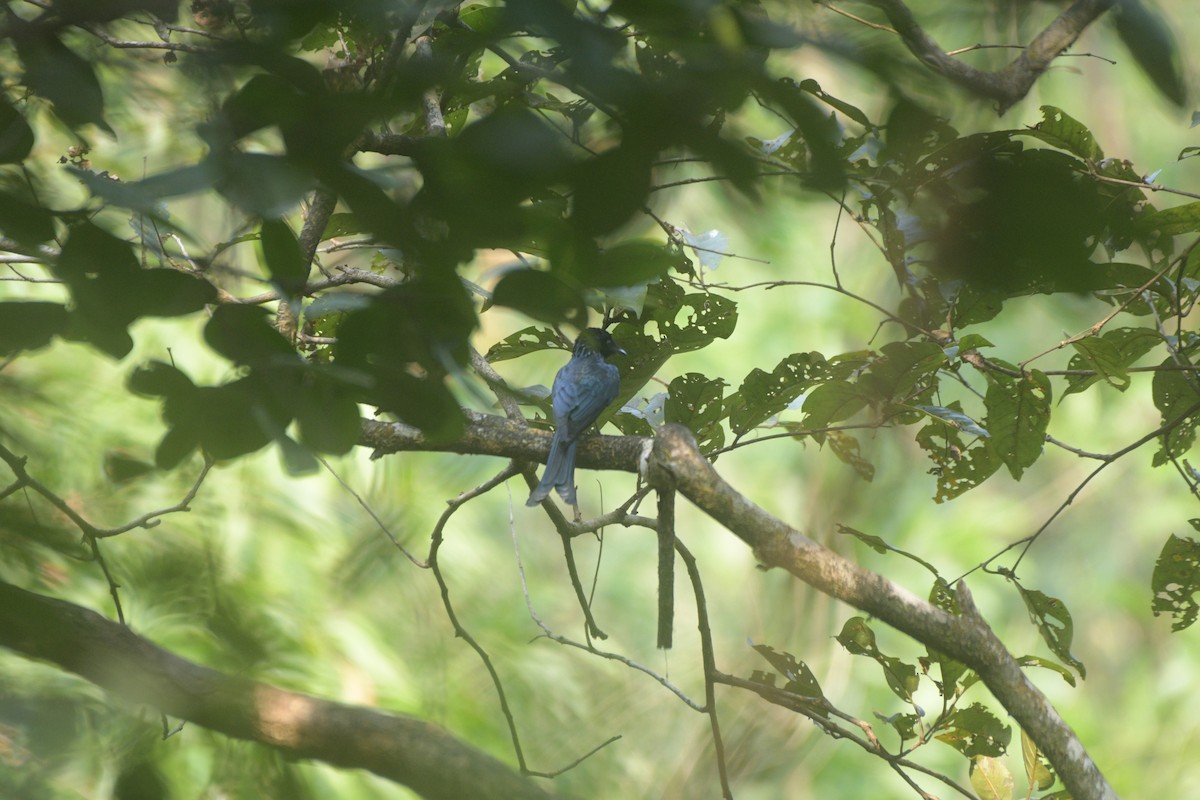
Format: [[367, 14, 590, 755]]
[[576, 328, 627, 359]]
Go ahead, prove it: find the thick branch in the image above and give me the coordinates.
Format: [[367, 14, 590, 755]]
[[647, 424, 1115, 800], [361, 414, 1113, 797], [361, 413, 647, 472], [866, 0, 1118, 113], [0, 580, 557, 800]]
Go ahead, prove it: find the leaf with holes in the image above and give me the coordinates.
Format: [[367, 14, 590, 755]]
[[935, 703, 1011, 758], [1013, 583, 1086, 678], [1151, 529, 1200, 631]]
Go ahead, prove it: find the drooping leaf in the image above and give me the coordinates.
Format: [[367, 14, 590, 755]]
[[916, 408, 1003, 502], [1015, 654, 1078, 687], [72, 163, 213, 213], [1012, 582, 1086, 678], [835, 617, 920, 701], [750, 643, 828, 718], [837, 525, 937, 574], [1151, 529, 1200, 631], [1113, 0, 1187, 107]]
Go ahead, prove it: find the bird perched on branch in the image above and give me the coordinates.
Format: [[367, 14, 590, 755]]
[[527, 328, 626, 509]]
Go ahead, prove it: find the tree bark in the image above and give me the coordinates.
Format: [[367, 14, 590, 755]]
[[0, 581, 560, 800]]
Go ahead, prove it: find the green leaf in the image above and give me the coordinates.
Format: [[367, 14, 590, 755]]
[[1138, 201, 1200, 236], [1062, 328, 1161, 399], [293, 375, 362, 455], [970, 755, 1014, 800], [835, 617, 920, 701], [916, 409, 1003, 502], [1014, 654, 1078, 687], [664, 373, 726, 452], [984, 370, 1050, 480], [727, 351, 826, 435], [0, 96, 34, 163], [491, 269, 587, 326], [837, 525, 937, 574], [134, 270, 219, 317], [0, 302, 68, 355], [322, 211, 368, 238], [103, 451, 157, 484], [204, 305, 299, 367], [1151, 360, 1200, 465], [935, 703, 1011, 758], [1068, 336, 1128, 388], [796, 78, 871, 127], [750, 643, 828, 717], [259, 219, 308, 296], [1150, 530, 1200, 631], [801, 380, 868, 429], [1020, 106, 1103, 161], [128, 361, 194, 398], [1012, 582, 1086, 678], [485, 326, 563, 363], [16, 32, 112, 133], [569, 143, 653, 236], [585, 240, 677, 288]]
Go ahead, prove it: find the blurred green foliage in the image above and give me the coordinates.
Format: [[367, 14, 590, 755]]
[[1, 0, 1200, 798]]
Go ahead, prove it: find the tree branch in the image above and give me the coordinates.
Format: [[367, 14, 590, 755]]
[[646, 423, 1115, 800], [864, 0, 1119, 113], [361, 413, 647, 473], [0, 580, 559, 800], [362, 413, 1114, 797]]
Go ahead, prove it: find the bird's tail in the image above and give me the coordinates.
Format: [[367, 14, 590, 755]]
[[526, 435, 578, 506]]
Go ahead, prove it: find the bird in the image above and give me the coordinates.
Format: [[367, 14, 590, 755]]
[[527, 327, 626, 508]]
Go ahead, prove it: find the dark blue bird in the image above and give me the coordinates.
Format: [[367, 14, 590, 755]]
[[527, 328, 626, 507]]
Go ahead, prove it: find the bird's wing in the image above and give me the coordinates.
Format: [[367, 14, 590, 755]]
[[562, 360, 620, 439]]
